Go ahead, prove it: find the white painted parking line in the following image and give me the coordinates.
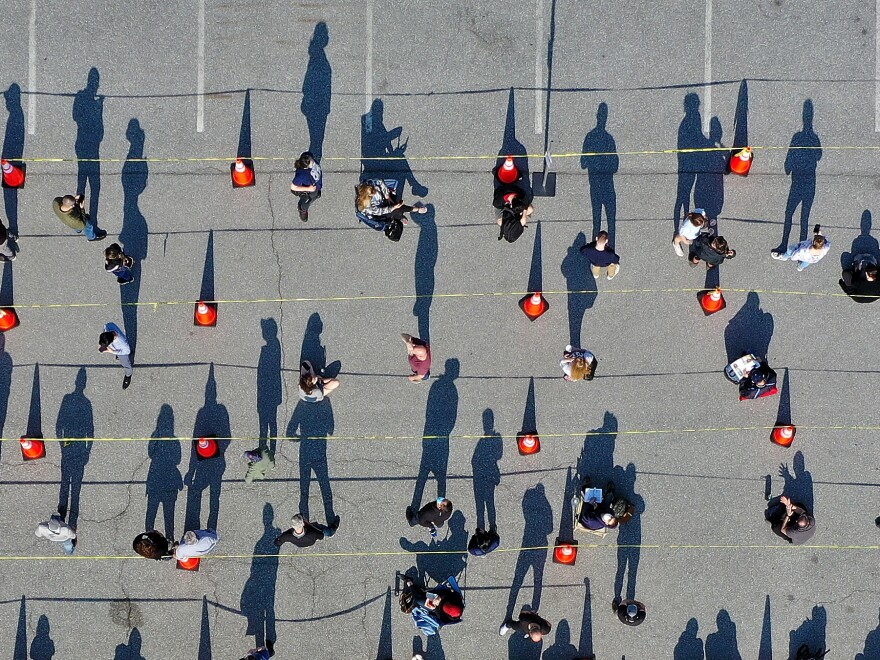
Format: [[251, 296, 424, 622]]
[[703, 0, 712, 133], [535, 0, 544, 134], [28, 0, 36, 135], [196, 0, 205, 133], [365, 0, 373, 131]]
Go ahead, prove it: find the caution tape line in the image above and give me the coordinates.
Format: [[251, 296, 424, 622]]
[[5, 425, 880, 444], [4, 144, 864, 164], [5, 287, 876, 312]]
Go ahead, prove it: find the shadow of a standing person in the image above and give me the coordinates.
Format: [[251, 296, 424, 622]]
[[360, 99, 428, 197], [119, 119, 148, 357], [788, 605, 827, 660], [505, 483, 553, 618], [3, 83, 25, 235], [576, 411, 618, 487], [300, 312, 326, 370], [779, 450, 814, 515], [695, 117, 725, 225], [673, 93, 706, 230], [0, 335, 12, 462], [613, 463, 645, 603], [184, 365, 230, 532], [724, 292, 774, 363], [399, 510, 468, 585], [412, 204, 437, 343], [56, 367, 94, 529], [581, 102, 618, 243], [29, 615, 55, 660], [674, 618, 705, 660], [541, 619, 577, 660], [301, 22, 332, 163], [705, 609, 743, 660], [841, 210, 880, 270], [560, 231, 597, 349], [777, 100, 821, 252], [113, 628, 146, 660], [856, 609, 880, 660], [257, 318, 283, 453], [287, 397, 336, 523], [73, 67, 104, 228], [472, 408, 502, 531], [145, 404, 182, 540], [240, 503, 280, 649]]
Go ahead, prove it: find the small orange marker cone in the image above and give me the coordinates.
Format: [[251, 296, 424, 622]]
[[195, 436, 218, 460], [1, 160, 25, 188], [194, 301, 217, 327], [730, 147, 753, 176], [231, 158, 255, 188], [771, 425, 796, 447], [176, 556, 200, 571], [552, 538, 578, 565], [517, 433, 541, 456], [699, 288, 726, 316], [519, 292, 549, 321], [20, 436, 46, 461], [497, 156, 519, 184], [0, 307, 20, 332]]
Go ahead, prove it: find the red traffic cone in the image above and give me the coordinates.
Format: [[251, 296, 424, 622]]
[[771, 425, 796, 447], [231, 158, 255, 188], [0, 307, 20, 332], [1, 160, 25, 189], [552, 538, 578, 565], [20, 436, 46, 461], [194, 301, 217, 327], [699, 288, 726, 316], [195, 436, 218, 460], [497, 156, 519, 184], [730, 147, 753, 176], [176, 556, 201, 571], [519, 292, 549, 321], [517, 433, 541, 456]]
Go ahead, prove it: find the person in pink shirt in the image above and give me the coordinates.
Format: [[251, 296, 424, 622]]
[[401, 333, 431, 382]]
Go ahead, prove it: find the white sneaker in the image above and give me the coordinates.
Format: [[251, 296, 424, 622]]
[[673, 241, 684, 257], [499, 623, 511, 636], [607, 266, 619, 280], [770, 252, 783, 260]]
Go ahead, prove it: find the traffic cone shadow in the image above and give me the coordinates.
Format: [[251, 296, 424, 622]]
[[520, 377, 537, 437], [198, 595, 212, 660], [195, 231, 217, 326], [578, 578, 595, 659], [731, 80, 749, 158], [758, 595, 772, 660], [557, 466, 575, 540], [527, 221, 543, 295], [26, 364, 42, 438], [13, 595, 26, 660], [775, 367, 792, 427], [230, 89, 255, 187], [1, 259, 13, 308], [493, 87, 529, 190], [375, 587, 393, 660]]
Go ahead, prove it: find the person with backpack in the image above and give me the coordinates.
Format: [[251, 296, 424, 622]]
[[103, 243, 135, 285], [356, 179, 426, 239], [290, 151, 322, 222], [494, 183, 533, 243]]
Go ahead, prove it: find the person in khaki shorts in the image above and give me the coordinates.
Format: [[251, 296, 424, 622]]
[[579, 230, 620, 280]]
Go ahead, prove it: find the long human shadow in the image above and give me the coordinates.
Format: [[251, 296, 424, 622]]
[[399, 510, 468, 584], [673, 92, 707, 229], [577, 578, 594, 658], [788, 605, 827, 659], [494, 87, 529, 191], [29, 614, 54, 660], [472, 408, 502, 530], [410, 358, 459, 510], [56, 367, 94, 528], [0, 334, 14, 463], [257, 317, 282, 453], [674, 618, 705, 660], [560, 231, 597, 348], [119, 119, 148, 357], [73, 67, 104, 227], [360, 98, 427, 196], [288, 397, 335, 522], [3, 83, 24, 235], [759, 595, 772, 660], [778, 450, 814, 514], [581, 102, 618, 243], [542, 619, 577, 660], [113, 629, 145, 660], [841, 210, 880, 269], [857, 608, 880, 660], [613, 462, 645, 602], [505, 483, 553, 618], [241, 503, 280, 648], [26, 363, 42, 438], [300, 312, 327, 370], [413, 635, 446, 660], [184, 364, 230, 532], [724, 292, 774, 363], [1, 255, 13, 307], [375, 588, 392, 660], [302, 22, 331, 163], [695, 116, 725, 223], [13, 596, 26, 660], [198, 595, 212, 660], [705, 609, 742, 659], [412, 204, 437, 342], [576, 411, 618, 487], [145, 404, 182, 540], [238, 89, 252, 160], [778, 99, 821, 251]]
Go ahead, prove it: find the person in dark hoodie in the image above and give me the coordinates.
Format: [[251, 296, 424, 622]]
[[689, 234, 736, 269], [274, 512, 339, 548], [839, 257, 880, 303]]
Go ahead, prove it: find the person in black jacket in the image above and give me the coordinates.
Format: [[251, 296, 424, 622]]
[[738, 358, 777, 400], [493, 183, 534, 241], [406, 497, 453, 538], [274, 513, 339, 548], [132, 530, 175, 559], [499, 608, 552, 642], [839, 259, 880, 303], [689, 234, 736, 269]]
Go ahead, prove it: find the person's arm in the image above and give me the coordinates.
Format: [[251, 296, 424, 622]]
[[290, 181, 317, 193], [841, 269, 855, 287], [274, 530, 295, 547]]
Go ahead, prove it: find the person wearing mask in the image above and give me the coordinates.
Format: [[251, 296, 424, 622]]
[[673, 209, 708, 257], [173, 529, 219, 561], [290, 151, 322, 222], [103, 243, 135, 285]]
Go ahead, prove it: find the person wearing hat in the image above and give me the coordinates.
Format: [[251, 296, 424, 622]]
[[613, 598, 646, 626], [499, 607, 552, 642], [35, 514, 76, 555], [274, 513, 339, 548], [239, 640, 274, 660], [173, 529, 219, 561], [243, 447, 275, 484], [132, 530, 176, 560], [737, 358, 777, 400], [406, 497, 453, 539]]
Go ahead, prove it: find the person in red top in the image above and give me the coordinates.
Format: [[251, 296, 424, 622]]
[[401, 333, 431, 382]]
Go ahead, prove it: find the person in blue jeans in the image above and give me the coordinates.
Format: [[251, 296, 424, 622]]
[[290, 151, 322, 222], [52, 193, 106, 241], [104, 243, 135, 284], [240, 640, 274, 660]]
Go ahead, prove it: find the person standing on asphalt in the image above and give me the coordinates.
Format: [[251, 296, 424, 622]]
[[173, 529, 219, 561], [689, 234, 736, 269], [298, 360, 340, 402], [35, 514, 77, 555], [99, 323, 133, 389], [839, 257, 880, 302], [766, 495, 816, 544], [580, 230, 620, 280], [406, 497, 453, 538], [499, 607, 552, 642], [401, 333, 431, 382], [104, 243, 135, 285], [0, 218, 18, 262], [290, 151, 322, 222], [613, 598, 647, 626], [673, 209, 708, 257], [771, 226, 830, 271], [52, 193, 106, 241], [274, 513, 339, 548], [240, 641, 275, 660]]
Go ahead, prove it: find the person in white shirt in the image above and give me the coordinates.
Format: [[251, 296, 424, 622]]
[[771, 227, 830, 271], [173, 529, 219, 561], [35, 514, 77, 555], [98, 322, 132, 389]]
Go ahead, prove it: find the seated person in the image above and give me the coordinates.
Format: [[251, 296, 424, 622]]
[[494, 183, 534, 242], [738, 358, 777, 400], [404, 579, 464, 625], [840, 255, 880, 303], [576, 481, 618, 531]]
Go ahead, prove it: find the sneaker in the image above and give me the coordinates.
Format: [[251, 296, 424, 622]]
[[405, 506, 414, 522], [612, 597, 621, 613], [122, 375, 131, 390], [8, 253, 15, 261], [298, 208, 308, 222], [330, 515, 341, 530], [88, 232, 107, 242], [118, 277, 134, 285], [673, 241, 684, 257], [770, 251, 783, 260], [607, 266, 619, 280], [499, 623, 511, 636]]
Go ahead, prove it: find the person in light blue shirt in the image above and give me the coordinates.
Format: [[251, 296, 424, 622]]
[[98, 322, 132, 389], [771, 227, 830, 271]]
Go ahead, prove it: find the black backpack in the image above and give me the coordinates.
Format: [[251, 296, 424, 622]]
[[384, 218, 403, 242], [498, 209, 524, 243]]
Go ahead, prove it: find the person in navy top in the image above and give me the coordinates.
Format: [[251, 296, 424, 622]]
[[290, 151, 323, 222]]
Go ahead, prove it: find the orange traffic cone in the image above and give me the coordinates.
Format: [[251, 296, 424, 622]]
[[231, 158, 255, 188], [552, 538, 578, 565], [194, 301, 217, 327], [176, 556, 200, 571], [517, 433, 541, 456], [699, 288, 726, 316], [20, 436, 46, 461], [0, 307, 20, 332], [1, 160, 25, 189], [771, 425, 796, 447], [730, 147, 753, 176], [195, 436, 218, 460], [497, 156, 519, 184], [519, 292, 549, 321]]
